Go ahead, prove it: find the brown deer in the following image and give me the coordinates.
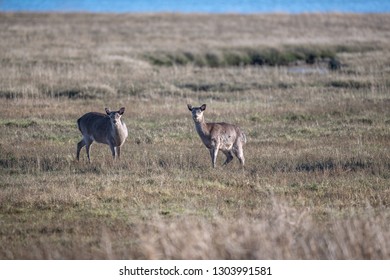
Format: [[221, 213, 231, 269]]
[[76, 107, 128, 162], [188, 104, 246, 168]]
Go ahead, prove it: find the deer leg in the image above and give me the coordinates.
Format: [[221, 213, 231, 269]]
[[209, 147, 219, 168], [109, 144, 116, 160], [222, 150, 234, 166], [233, 144, 245, 166], [85, 140, 93, 163], [116, 146, 121, 159], [76, 139, 86, 161]]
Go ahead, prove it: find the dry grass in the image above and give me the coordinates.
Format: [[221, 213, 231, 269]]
[[0, 12, 389, 259]]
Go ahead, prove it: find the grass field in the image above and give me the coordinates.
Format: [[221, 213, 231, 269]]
[[0, 12, 389, 259]]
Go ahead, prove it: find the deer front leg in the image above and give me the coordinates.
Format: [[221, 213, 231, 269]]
[[116, 146, 121, 159], [109, 144, 116, 160], [209, 147, 219, 168]]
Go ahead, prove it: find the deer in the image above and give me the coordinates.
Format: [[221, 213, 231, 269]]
[[76, 107, 128, 162], [187, 104, 247, 168]]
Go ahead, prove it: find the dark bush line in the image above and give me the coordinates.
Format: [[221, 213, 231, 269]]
[[145, 45, 339, 68], [271, 157, 389, 175], [0, 155, 67, 173], [177, 81, 294, 93], [295, 159, 370, 172], [326, 80, 373, 89], [0, 91, 24, 99]]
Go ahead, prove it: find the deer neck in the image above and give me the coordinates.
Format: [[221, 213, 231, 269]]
[[194, 116, 210, 139], [111, 121, 127, 144]]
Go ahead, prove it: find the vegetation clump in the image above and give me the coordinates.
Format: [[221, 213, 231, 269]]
[[145, 45, 339, 68]]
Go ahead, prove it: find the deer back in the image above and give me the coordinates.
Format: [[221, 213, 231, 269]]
[[77, 112, 112, 144]]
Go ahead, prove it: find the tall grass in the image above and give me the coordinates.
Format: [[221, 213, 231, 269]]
[[0, 12, 389, 259]]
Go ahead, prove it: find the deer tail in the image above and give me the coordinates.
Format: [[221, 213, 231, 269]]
[[241, 131, 247, 144]]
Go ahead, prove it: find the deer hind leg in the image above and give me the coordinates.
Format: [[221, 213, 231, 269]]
[[222, 150, 234, 166], [84, 139, 93, 163], [233, 144, 245, 166], [76, 139, 86, 161]]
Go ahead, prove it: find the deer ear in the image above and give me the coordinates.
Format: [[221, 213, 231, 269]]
[[187, 104, 193, 111], [200, 104, 206, 111], [105, 108, 111, 115], [119, 107, 125, 115]]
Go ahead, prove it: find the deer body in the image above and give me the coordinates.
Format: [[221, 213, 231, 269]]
[[76, 107, 128, 162], [188, 104, 246, 168]]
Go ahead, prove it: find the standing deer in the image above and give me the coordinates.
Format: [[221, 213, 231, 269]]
[[187, 104, 246, 168], [76, 107, 128, 162]]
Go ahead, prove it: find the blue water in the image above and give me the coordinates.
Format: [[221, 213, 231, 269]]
[[1, 0, 390, 13]]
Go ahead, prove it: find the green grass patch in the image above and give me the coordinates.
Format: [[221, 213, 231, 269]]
[[145, 45, 339, 68]]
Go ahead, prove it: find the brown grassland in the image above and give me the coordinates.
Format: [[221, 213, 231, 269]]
[[0, 12, 389, 259]]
